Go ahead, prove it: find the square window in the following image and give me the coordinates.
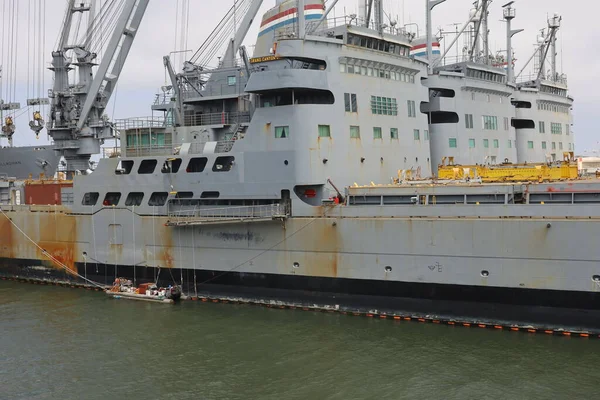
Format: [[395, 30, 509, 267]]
[[469, 138, 476, 148], [449, 138, 457, 148], [390, 128, 399, 139], [373, 127, 382, 139], [227, 76, 237, 86], [339, 63, 346, 73], [542, 141, 547, 149], [318, 125, 331, 138], [350, 125, 360, 138], [493, 139, 499, 148], [552, 142, 556, 150], [528, 141, 534, 149], [559, 142, 563, 150], [483, 139, 489, 148], [275, 126, 289, 138], [413, 129, 420, 141]]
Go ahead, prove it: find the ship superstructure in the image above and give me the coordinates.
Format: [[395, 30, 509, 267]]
[[0, 0, 597, 334]]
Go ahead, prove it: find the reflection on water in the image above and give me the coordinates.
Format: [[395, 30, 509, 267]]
[[1, 281, 598, 400]]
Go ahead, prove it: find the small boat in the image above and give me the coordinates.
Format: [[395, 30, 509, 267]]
[[106, 278, 183, 304]]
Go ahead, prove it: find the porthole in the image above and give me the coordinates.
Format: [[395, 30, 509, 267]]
[[384, 266, 392, 272], [481, 270, 489, 277], [284, 160, 289, 166], [592, 275, 600, 282], [293, 262, 300, 269]]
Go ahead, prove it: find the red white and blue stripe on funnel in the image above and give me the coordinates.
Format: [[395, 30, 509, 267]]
[[410, 42, 441, 58], [259, 4, 325, 37]]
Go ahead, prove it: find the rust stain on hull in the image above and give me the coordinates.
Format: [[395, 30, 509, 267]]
[[1, 208, 79, 275], [0, 214, 15, 259], [38, 241, 77, 274]]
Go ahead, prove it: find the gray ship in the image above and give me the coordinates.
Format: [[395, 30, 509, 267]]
[[1, 0, 597, 334], [0, 144, 60, 180]]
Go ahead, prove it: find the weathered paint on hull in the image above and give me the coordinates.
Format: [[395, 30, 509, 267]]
[[1, 205, 600, 330]]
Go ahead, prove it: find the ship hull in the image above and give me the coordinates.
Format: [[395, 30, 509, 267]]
[[1, 206, 599, 331], [1, 258, 599, 332]]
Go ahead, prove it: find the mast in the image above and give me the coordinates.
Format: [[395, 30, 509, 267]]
[[548, 13, 561, 81], [374, 0, 384, 34], [503, 2, 523, 83], [426, 0, 447, 74], [298, 0, 306, 39], [481, 0, 489, 64]]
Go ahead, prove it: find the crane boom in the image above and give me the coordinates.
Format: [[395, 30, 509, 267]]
[[77, 0, 150, 130], [48, 0, 149, 176]]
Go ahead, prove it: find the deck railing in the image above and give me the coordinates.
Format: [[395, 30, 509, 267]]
[[166, 203, 288, 226], [183, 111, 251, 127]]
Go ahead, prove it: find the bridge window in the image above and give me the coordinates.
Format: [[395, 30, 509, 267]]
[[275, 126, 289, 138], [138, 159, 157, 174], [103, 192, 121, 206], [82, 192, 99, 206], [370, 96, 397, 116], [551, 122, 563, 135], [539, 121, 545, 133], [482, 116, 498, 130], [504, 117, 509, 131], [213, 156, 235, 172], [186, 157, 208, 173], [125, 192, 144, 206], [227, 76, 236, 86], [148, 192, 168, 207]]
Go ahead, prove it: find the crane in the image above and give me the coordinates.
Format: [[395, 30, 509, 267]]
[[48, 0, 150, 176]]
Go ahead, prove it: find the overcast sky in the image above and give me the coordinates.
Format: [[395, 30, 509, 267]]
[[1, 0, 596, 153]]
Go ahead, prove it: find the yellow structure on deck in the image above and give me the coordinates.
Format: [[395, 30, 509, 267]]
[[437, 153, 578, 182]]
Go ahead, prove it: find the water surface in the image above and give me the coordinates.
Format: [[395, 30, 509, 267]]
[[1, 281, 598, 399]]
